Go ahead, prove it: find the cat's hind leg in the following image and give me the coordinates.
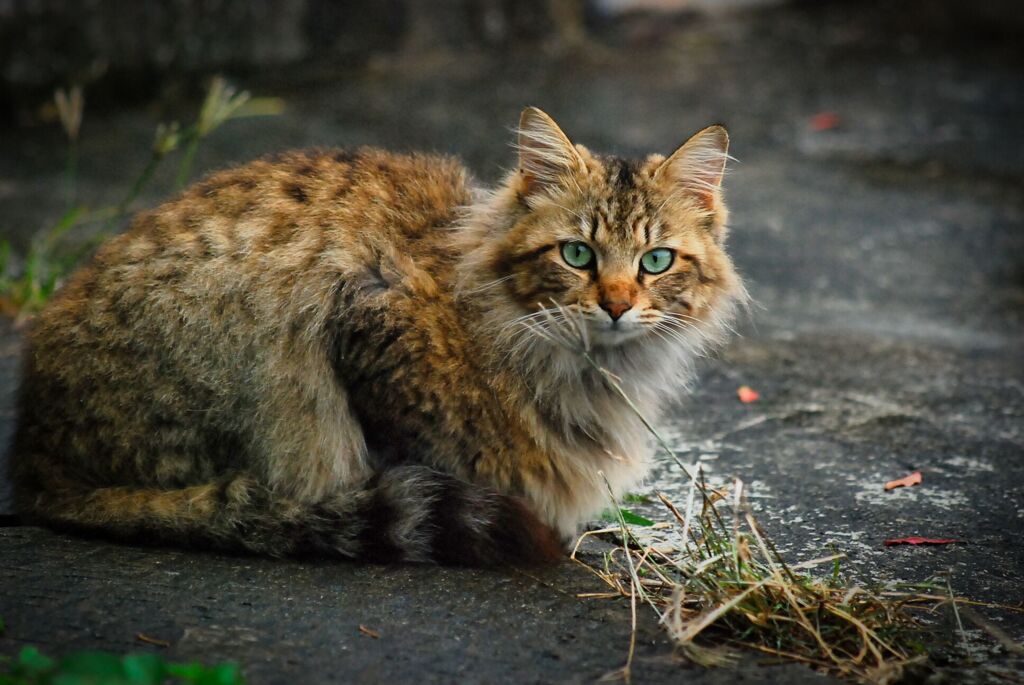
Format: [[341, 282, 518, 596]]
[[252, 354, 372, 503]]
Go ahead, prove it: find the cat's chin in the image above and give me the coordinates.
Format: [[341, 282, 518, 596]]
[[587, 323, 649, 348]]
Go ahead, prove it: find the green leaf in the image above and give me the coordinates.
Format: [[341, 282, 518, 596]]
[[600, 508, 654, 527], [166, 662, 206, 680], [166, 661, 243, 685], [619, 509, 655, 527], [17, 646, 55, 674], [121, 654, 166, 685], [58, 651, 125, 678], [622, 493, 653, 504], [205, 663, 243, 685], [52, 674, 124, 685]]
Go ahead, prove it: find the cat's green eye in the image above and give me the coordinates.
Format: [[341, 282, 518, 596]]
[[561, 241, 594, 269], [640, 248, 674, 274]]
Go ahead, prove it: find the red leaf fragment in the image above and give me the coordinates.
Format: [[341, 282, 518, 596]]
[[136, 633, 171, 648], [884, 537, 964, 546], [884, 471, 923, 491], [737, 386, 760, 403], [358, 624, 381, 639], [809, 111, 841, 132]]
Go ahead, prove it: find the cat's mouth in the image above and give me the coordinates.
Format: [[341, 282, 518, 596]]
[[587, 318, 649, 347]]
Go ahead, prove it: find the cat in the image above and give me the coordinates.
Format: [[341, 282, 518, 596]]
[[9, 107, 746, 565]]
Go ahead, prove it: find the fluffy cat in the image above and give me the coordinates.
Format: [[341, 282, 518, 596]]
[[9, 107, 745, 565]]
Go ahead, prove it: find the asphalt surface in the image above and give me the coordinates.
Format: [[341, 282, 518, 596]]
[[1, 1, 1022, 682]]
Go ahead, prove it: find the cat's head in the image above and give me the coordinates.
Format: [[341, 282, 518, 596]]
[[465, 107, 746, 362]]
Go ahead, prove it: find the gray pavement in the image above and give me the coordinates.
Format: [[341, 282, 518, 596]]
[[1, 1, 1022, 682]]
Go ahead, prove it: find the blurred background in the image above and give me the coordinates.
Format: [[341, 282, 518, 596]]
[[1, 0, 1022, 330]]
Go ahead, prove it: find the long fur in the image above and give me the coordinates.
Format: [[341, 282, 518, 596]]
[[10, 110, 745, 563]]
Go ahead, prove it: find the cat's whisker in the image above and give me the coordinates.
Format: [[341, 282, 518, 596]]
[[503, 321, 555, 363], [497, 308, 566, 341], [645, 325, 675, 349], [650, 321, 688, 346], [527, 318, 575, 351], [659, 310, 702, 323], [465, 274, 515, 294], [652, 315, 703, 340], [659, 312, 713, 335], [497, 312, 545, 336], [656, 321, 713, 358], [658, 316, 705, 339], [545, 300, 592, 353], [499, 305, 578, 355], [661, 309, 738, 338]]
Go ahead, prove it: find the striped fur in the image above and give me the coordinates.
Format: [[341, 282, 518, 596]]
[[9, 108, 744, 564], [15, 467, 561, 564]]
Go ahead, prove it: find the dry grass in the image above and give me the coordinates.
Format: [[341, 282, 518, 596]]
[[572, 480, 928, 683], [533, 303, 1018, 683]]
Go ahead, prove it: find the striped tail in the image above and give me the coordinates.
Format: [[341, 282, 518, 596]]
[[16, 466, 564, 565]]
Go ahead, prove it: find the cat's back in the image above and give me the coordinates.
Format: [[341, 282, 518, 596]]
[[24, 147, 474, 396], [39, 146, 472, 328], [126, 146, 474, 267]]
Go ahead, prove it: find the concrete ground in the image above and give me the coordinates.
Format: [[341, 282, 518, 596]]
[[1, 1, 1022, 682]]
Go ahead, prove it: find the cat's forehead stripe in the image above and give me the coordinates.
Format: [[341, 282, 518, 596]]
[[605, 157, 640, 192], [591, 158, 652, 248]]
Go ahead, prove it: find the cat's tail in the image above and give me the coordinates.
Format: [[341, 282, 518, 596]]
[[16, 466, 564, 565]]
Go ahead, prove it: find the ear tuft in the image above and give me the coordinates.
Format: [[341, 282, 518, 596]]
[[516, 107, 584, 197], [656, 125, 730, 207]]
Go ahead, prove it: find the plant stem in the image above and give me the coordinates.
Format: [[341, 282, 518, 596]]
[[102, 151, 164, 235], [946, 575, 972, 656], [176, 134, 201, 190], [64, 140, 78, 209], [122, 153, 161, 211]]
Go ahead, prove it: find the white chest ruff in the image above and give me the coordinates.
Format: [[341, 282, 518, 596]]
[[521, 373, 667, 537], [509, 321, 709, 537]]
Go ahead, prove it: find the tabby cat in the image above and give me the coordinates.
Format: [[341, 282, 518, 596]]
[[10, 107, 745, 565]]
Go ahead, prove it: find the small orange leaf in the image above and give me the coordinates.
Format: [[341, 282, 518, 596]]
[[884, 537, 963, 546], [737, 386, 760, 403], [884, 471, 922, 491], [358, 624, 381, 639], [809, 111, 841, 131]]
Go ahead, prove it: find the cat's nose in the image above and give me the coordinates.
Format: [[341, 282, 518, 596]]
[[601, 300, 632, 321], [598, 279, 637, 322]]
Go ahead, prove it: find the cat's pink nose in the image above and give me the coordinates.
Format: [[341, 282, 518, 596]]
[[598, 280, 637, 321], [601, 301, 632, 321]]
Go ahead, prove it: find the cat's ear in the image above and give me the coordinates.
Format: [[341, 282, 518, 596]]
[[516, 107, 585, 197], [655, 125, 730, 210]]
